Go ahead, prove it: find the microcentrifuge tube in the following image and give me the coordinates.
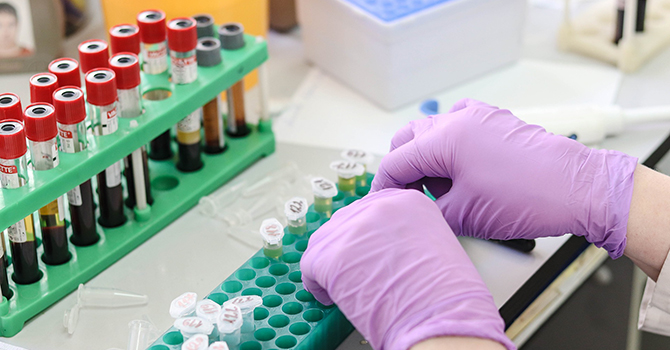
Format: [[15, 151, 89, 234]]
[[217, 304, 242, 346], [341, 149, 374, 187], [174, 317, 214, 339], [260, 218, 285, 260], [311, 177, 339, 218], [208, 341, 230, 350], [224, 295, 262, 333], [219, 194, 284, 228], [284, 197, 309, 236], [242, 162, 302, 197], [198, 181, 247, 217], [330, 160, 365, 195], [170, 292, 198, 318], [196, 299, 221, 339], [181, 333, 209, 350], [127, 319, 160, 350]]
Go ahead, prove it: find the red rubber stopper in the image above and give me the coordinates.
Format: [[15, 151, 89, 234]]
[[0, 93, 23, 123], [24, 103, 57, 142], [48, 58, 81, 88], [110, 24, 140, 55], [30, 73, 58, 104], [167, 17, 198, 53], [78, 39, 110, 74], [0, 120, 27, 160], [85, 68, 117, 107], [53, 87, 86, 125], [137, 9, 166, 44], [109, 53, 140, 90]]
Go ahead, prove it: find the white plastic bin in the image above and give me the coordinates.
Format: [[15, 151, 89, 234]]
[[297, 0, 527, 110]]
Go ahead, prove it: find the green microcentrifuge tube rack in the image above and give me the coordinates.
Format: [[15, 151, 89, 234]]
[[0, 34, 271, 337]]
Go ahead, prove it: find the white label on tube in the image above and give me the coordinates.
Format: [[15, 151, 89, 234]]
[[100, 103, 119, 135], [208, 342, 230, 350], [105, 161, 122, 187], [181, 333, 209, 350], [341, 149, 373, 165], [59, 127, 75, 153], [0, 159, 19, 189], [170, 51, 198, 84], [142, 42, 168, 74], [170, 292, 198, 318], [330, 160, 365, 179], [224, 296, 262, 313], [260, 218, 284, 245], [196, 299, 221, 324], [174, 317, 214, 335], [178, 110, 201, 133], [217, 304, 242, 333], [311, 177, 338, 198], [67, 185, 83, 206], [285, 197, 308, 221], [7, 220, 27, 243]]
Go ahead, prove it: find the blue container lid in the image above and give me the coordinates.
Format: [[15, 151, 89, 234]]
[[344, 0, 453, 22]]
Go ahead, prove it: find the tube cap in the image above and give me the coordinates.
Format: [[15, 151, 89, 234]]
[[78, 39, 110, 74], [85, 69, 117, 107], [48, 58, 81, 88], [218, 23, 245, 50], [53, 87, 86, 125], [196, 37, 221, 67], [167, 17, 198, 53], [24, 103, 57, 142], [0, 120, 27, 160], [30, 73, 58, 104], [109, 24, 140, 55], [137, 9, 166, 44], [194, 14, 215, 38], [0, 93, 23, 122], [109, 53, 140, 89]]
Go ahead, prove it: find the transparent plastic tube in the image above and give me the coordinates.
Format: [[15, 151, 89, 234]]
[[198, 181, 247, 217], [311, 177, 338, 218], [284, 197, 308, 236], [217, 194, 284, 227], [242, 162, 302, 197]]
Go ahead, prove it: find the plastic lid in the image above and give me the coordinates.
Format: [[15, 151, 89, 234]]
[[181, 334, 209, 350], [78, 39, 110, 74], [217, 304, 242, 333], [0, 120, 27, 160], [207, 342, 230, 350], [284, 197, 308, 221], [53, 87, 86, 125], [109, 24, 140, 55], [48, 58, 81, 88], [63, 303, 80, 335], [194, 14, 215, 38], [167, 17, 197, 53], [195, 299, 221, 324], [173, 317, 214, 336], [223, 295, 262, 314], [169, 292, 197, 318], [218, 22, 245, 50], [196, 37, 221, 67], [109, 53, 140, 89], [0, 93, 22, 122], [341, 149, 374, 165], [311, 177, 338, 198], [24, 103, 57, 142], [85, 69, 117, 106], [137, 9, 166, 44], [259, 218, 284, 245], [330, 160, 365, 179], [29, 73, 58, 104]]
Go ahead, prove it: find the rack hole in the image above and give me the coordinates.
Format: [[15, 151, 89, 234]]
[[288, 271, 302, 283], [242, 288, 262, 296], [305, 212, 320, 223], [222, 281, 243, 293], [143, 88, 172, 101], [236, 269, 256, 281], [254, 328, 276, 341], [289, 322, 311, 336], [296, 290, 315, 302], [250, 257, 270, 269], [255, 276, 276, 288], [239, 342, 262, 350], [282, 302, 303, 315], [282, 252, 301, 264], [152, 175, 179, 191], [268, 264, 289, 276], [163, 331, 183, 345], [303, 309, 324, 322], [263, 295, 282, 308], [207, 293, 228, 305], [295, 240, 308, 252], [268, 315, 289, 328], [254, 307, 269, 320], [275, 335, 297, 349], [275, 283, 296, 295]]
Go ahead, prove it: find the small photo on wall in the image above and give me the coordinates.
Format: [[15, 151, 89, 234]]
[[0, 0, 35, 58]]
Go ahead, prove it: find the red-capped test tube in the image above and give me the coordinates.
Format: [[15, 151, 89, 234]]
[[29, 73, 58, 104], [24, 103, 70, 265], [48, 58, 81, 88], [109, 53, 141, 118], [167, 17, 198, 84], [78, 39, 110, 74], [0, 93, 22, 122], [53, 87, 99, 246], [109, 24, 140, 55], [137, 9, 168, 74], [85, 69, 126, 228], [0, 120, 41, 285]]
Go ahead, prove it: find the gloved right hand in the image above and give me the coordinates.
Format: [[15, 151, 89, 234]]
[[371, 99, 638, 259]]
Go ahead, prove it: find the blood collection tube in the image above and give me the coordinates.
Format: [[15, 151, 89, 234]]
[[284, 197, 308, 236], [311, 177, 338, 218], [342, 149, 374, 188], [167, 17, 198, 84], [260, 218, 284, 260], [24, 103, 70, 265], [0, 92, 22, 122], [194, 14, 215, 38], [219, 23, 250, 138], [54, 87, 99, 246], [48, 58, 81, 88], [109, 24, 140, 55], [109, 53, 142, 119], [330, 160, 365, 196], [149, 131, 172, 160], [85, 69, 126, 228], [197, 37, 226, 154], [176, 108, 203, 172], [614, 0, 625, 45], [29, 73, 58, 104], [78, 39, 110, 74], [0, 120, 41, 285], [123, 146, 153, 210], [137, 9, 168, 74]]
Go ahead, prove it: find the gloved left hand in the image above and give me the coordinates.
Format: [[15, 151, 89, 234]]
[[300, 188, 515, 350]]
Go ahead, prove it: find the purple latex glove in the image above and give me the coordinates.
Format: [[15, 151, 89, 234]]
[[301, 188, 515, 350], [371, 99, 638, 259]]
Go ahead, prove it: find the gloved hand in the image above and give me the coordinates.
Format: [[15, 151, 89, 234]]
[[371, 99, 638, 259], [300, 188, 515, 350]]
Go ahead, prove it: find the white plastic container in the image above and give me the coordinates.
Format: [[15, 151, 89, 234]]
[[297, 0, 527, 110]]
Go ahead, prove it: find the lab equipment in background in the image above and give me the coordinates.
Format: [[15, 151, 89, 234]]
[[559, 0, 670, 72], [24, 103, 70, 265], [197, 34, 227, 154], [54, 87, 99, 247], [78, 40, 110, 73], [0, 93, 23, 122], [137, 10, 168, 75], [217, 304, 242, 346], [198, 181, 247, 217], [341, 149, 374, 187], [330, 160, 365, 196], [29, 73, 58, 104], [296, 0, 526, 110], [0, 120, 41, 285], [48, 58, 81, 87], [224, 296, 262, 334], [109, 24, 141, 55], [219, 23, 250, 138], [284, 197, 308, 236], [311, 177, 338, 217], [260, 218, 284, 260]]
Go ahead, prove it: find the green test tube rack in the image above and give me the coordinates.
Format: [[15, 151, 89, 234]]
[[149, 175, 374, 350], [0, 35, 271, 337]]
